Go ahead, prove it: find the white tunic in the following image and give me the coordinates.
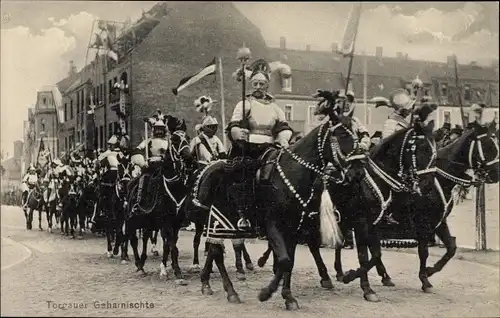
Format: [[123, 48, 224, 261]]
[[191, 133, 225, 164], [382, 112, 409, 139]]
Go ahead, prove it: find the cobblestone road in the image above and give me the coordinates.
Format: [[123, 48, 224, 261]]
[[1, 205, 498, 317]]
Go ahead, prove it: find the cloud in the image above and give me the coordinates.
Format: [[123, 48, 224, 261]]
[[0, 12, 97, 155], [356, 4, 498, 64]]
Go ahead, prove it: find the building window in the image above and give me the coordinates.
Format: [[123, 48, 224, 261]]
[[464, 85, 471, 101], [64, 103, 68, 121], [65, 137, 68, 152], [100, 83, 104, 102], [440, 83, 448, 96], [308, 105, 321, 126], [94, 127, 98, 149], [443, 111, 451, 124], [70, 100, 73, 119], [284, 104, 293, 121], [282, 77, 292, 92], [494, 111, 498, 123], [43, 97, 47, 105], [108, 122, 114, 137], [108, 80, 112, 96], [97, 86, 100, 103]]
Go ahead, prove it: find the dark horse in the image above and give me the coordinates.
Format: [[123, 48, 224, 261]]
[[191, 89, 367, 310], [122, 116, 192, 285], [259, 102, 439, 301], [360, 121, 499, 293], [59, 177, 79, 238], [42, 179, 59, 233], [22, 183, 43, 230]]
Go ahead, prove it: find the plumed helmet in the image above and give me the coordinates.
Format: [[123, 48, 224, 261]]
[[153, 119, 166, 128], [389, 89, 413, 110], [202, 115, 218, 127], [53, 158, 63, 166], [107, 135, 119, 145], [194, 96, 214, 114], [28, 164, 35, 171], [249, 59, 271, 83], [470, 103, 485, 115]]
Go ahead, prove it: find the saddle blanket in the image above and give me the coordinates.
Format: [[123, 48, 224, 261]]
[[203, 204, 257, 240]]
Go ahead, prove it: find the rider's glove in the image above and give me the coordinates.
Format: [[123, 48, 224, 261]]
[[230, 127, 249, 141]]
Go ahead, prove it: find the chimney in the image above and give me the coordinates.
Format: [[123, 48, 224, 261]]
[[68, 60, 77, 77], [280, 36, 286, 50], [331, 42, 339, 53], [306, 44, 311, 51], [447, 55, 456, 67], [375, 46, 383, 60]]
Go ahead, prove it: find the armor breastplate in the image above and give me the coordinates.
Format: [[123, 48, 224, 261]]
[[106, 155, 119, 168], [247, 99, 279, 136], [26, 175, 38, 185], [149, 138, 169, 157]]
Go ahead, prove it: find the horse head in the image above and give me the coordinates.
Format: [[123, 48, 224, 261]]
[[371, 103, 438, 195], [311, 89, 367, 183], [439, 122, 499, 184]]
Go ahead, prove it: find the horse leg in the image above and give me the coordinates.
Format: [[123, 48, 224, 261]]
[[113, 217, 123, 256], [129, 230, 143, 272], [343, 222, 379, 302], [46, 203, 53, 233], [70, 209, 77, 239], [210, 241, 241, 303], [105, 222, 114, 257], [160, 228, 171, 278], [191, 223, 203, 272], [258, 220, 287, 303], [368, 242, 395, 287], [120, 221, 131, 264], [167, 225, 187, 285], [232, 239, 246, 281], [417, 237, 434, 293], [241, 241, 254, 271], [38, 206, 43, 231], [257, 243, 272, 268], [23, 206, 29, 230], [139, 228, 151, 272], [425, 222, 457, 279], [150, 229, 159, 256], [204, 241, 209, 256], [200, 241, 217, 295], [307, 241, 334, 289], [78, 205, 85, 237], [334, 246, 344, 281], [281, 242, 299, 311]]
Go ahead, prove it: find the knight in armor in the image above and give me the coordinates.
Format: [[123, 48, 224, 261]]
[[191, 96, 227, 167], [96, 135, 122, 215], [131, 112, 170, 210], [470, 103, 485, 126], [227, 58, 293, 229], [373, 88, 413, 139], [21, 164, 39, 206]]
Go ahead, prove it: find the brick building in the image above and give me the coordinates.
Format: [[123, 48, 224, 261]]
[[45, 1, 498, 156]]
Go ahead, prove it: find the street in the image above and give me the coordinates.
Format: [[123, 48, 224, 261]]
[[1, 205, 499, 317]]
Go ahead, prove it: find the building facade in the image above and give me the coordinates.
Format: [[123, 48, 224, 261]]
[[32, 2, 499, 160]]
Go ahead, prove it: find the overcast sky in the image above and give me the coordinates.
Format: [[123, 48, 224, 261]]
[[1, 1, 498, 156]]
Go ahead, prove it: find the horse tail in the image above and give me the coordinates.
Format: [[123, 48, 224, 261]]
[[319, 186, 343, 248]]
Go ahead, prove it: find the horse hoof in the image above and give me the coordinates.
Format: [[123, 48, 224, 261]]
[[336, 274, 344, 282], [320, 278, 334, 290], [343, 270, 356, 284], [382, 277, 395, 287], [285, 300, 300, 311], [364, 292, 380, 302], [106, 252, 113, 258], [190, 264, 201, 272], [236, 272, 246, 281], [160, 265, 167, 277], [422, 286, 434, 293], [48, 228, 52, 233], [246, 263, 254, 271], [227, 294, 241, 304], [257, 257, 266, 268], [175, 279, 188, 286], [202, 285, 214, 295], [152, 251, 159, 257], [39, 227, 43, 231], [77, 235, 83, 240], [120, 260, 128, 265], [258, 288, 272, 302]]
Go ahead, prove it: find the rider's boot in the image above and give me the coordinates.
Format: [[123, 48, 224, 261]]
[[134, 175, 145, 211]]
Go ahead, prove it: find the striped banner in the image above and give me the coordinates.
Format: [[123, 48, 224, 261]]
[[172, 58, 216, 96], [340, 2, 363, 57]]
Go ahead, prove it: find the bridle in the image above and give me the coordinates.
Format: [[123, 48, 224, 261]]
[[367, 128, 437, 195], [274, 119, 366, 231]]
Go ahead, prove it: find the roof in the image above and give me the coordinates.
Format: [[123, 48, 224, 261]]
[[280, 70, 344, 96], [268, 48, 498, 82]]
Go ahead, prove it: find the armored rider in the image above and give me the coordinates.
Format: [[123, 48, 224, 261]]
[[191, 96, 227, 167], [376, 89, 413, 139], [227, 58, 293, 229], [131, 112, 170, 211], [21, 164, 39, 207], [97, 135, 122, 215]]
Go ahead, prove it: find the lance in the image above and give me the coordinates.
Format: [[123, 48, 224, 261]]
[[236, 44, 252, 158], [453, 55, 467, 127]]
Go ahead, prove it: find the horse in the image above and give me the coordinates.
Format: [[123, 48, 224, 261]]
[[359, 121, 499, 293], [191, 89, 367, 309], [42, 178, 59, 233], [59, 177, 79, 238], [122, 116, 192, 285], [258, 101, 439, 302], [76, 175, 98, 236], [22, 183, 44, 230]]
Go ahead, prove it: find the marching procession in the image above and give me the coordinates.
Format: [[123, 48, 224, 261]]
[[15, 50, 499, 310]]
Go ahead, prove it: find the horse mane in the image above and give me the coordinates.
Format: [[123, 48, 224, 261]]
[[194, 160, 226, 201], [370, 127, 411, 160]]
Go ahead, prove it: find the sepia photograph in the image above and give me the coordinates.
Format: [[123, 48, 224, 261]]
[[1, 1, 499, 316]]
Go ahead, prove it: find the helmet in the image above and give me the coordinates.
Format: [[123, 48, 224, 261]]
[[153, 119, 166, 137], [201, 115, 218, 136], [28, 164, 35, 172], [249, 59, 271, 84], [336, 89, 356, 117], [389, 89, 413, 111], [107, 135, 119, 145]]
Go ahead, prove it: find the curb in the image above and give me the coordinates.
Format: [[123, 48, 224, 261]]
[[1, 236, 33, 271]]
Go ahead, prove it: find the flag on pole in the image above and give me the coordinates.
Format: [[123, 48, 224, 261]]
[[340, 3, 363, 57], [172, 58, 217, 96]]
